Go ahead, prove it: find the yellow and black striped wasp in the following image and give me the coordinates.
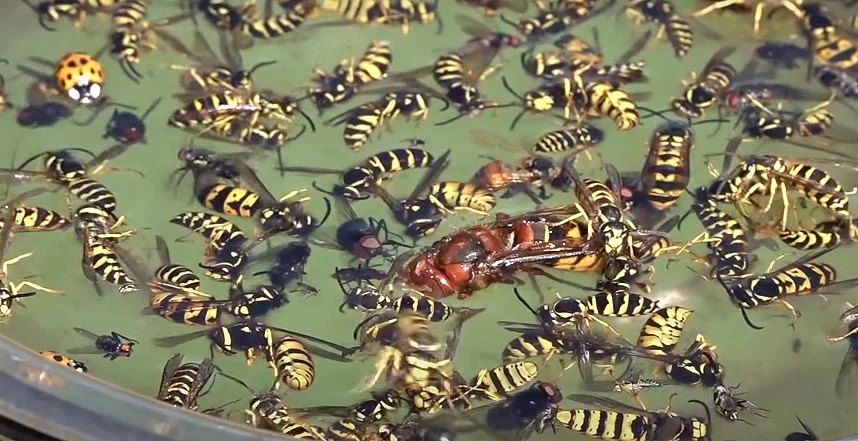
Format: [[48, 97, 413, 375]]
[[372, 149, 453, 239], [499, 0, 610, 43], [170, 143, 257, 190], [458, 0, 527, 16], [154, 320, 352, 366], [321, 0, 442, 35], [324, 87, 448, 150], [96, 0, 192, 83], [232, 0, 317, 49], [192, 163, 329, 242], [157, 353, 215, 410], [168, 29, 278, 94], [278, 139, 434, 200], [0, 145, 137, 217], [308, 40, 394, 114], [72, 203, 142, 295], [407, 14, 523, 126], [670, 45, 738, 119], [624, 0, 708, 59], [499, 287, 633, 385], [561, 159, 671, 260], [22, 0, 117, 31], [559, 394, 711, 441], [715, 247, 857, 329], [521, 28, 650, 84], [0, 189, 63, 320]]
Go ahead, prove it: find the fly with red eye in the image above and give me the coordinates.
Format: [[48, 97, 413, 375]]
[[72, 97, 162, 145], [101, 97, 163, 145], [311, 182, 411, 262]]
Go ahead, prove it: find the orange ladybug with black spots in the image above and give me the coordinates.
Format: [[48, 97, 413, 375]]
[[54, 52, 105, 105]]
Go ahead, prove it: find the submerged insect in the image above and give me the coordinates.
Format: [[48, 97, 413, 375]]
[[827, 303, 858, 398], [671, 46, 737, 118], [96, 97, 162, 145], [625, 0, 695, 58], [68, 327, 137, 360]]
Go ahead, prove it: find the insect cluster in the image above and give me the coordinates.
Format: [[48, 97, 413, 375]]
[[6, 0, 858, 441]]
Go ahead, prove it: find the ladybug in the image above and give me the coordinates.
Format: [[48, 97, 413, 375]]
[[102, 97, 161, 145], [54, 52, 105, 104], [39, 351, 88, 373], [17, 102, 72, 128]]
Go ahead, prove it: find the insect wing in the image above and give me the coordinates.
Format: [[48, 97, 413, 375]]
[[699, 46, 737, 79], [566, 393, 646, 414], [157, 353, 184, 400], [84, 144, 131, 175], [406, 149, 451, 203]]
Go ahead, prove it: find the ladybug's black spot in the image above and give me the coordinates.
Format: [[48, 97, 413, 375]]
[[78, 57, 88, 65], [67, 61, 77, 68], [66, 73, 73, 80], [90, 68, 97, 75], [52, 354, 63, 361]]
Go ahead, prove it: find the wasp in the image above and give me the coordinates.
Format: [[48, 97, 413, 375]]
[[503, 71, 641, 131], [560, 394, 711, 441], [246, 392, 328, 438], [68, 327, 137, 360], [272, 336, 316, 391], [636, 332, 724, 387], [458, 0, 527, 16], [185, 0, 243, 30], [232, 0, 315, 48], [320, 0, 442, 35], [192, 169, 328, 241], [73, 204, 141, 294], [499, 0, 607, 43], [625, 0, 695, 58], [800, 3, 858, 76], [157, 353, 215, 409], [563, 161, 672, 260], [425, 15, 522, 126], [533, 121, 605, 155], [309, 40, 393, 114], [154, 321, 352, 365], [715, 248, 854, 329], [100, 0, 191, 82], [671, 46, 737, 118], [169, 211, 248, 262], [721, 153, 856, 233], [40, 351, 87, 372], [522, 28, 649, 83], [631, 110, 728, 214], [372, 150, 452, 239], [280, 139, 433, 200], [776, 219, 854, 251], [691, 0, 803, 35], [0, 190, 63, 319], [23, 0, 116, 31], [169, 29, 278, 94], [170, 145, 257, 189], [326, 89, 447, 150], [0, 145, 133, 215]]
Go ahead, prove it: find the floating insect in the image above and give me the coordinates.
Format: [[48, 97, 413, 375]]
[[712, 383, 768, 422], [157, 353, 215, 409], [40, 351, 88, 372], [671, 46, 737, 118], [625, 0, 695, 58], [0, 145, 134, 215], [691, 0, 803, 35], [280, 139, 433, 200], [827, 303, 858, 398], [458, 0, 527, 16], [17, 102, 73, 128], [94, 97, 162, 145], [68, 327, 137, 360], [252, 241, 316, 294]]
